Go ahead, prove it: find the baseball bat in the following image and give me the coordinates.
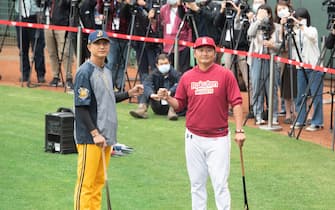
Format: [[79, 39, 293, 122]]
[[102, 148, 113, 210], [239, 146, 249, 210]]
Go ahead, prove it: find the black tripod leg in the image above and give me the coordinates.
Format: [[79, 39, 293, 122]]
[[289, 44, 330, 138], [243, 59, 269, 125], [121, 10, 136, 94], [296, 72, 325, 139], [0, 2, 15, 53], [132, 19, 153, 88], [27, 26, 41, 88]]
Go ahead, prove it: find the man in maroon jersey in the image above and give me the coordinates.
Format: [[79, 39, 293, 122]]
[[158, 36, 246, 210]]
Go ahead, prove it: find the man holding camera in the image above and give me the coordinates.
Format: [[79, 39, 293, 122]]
[[214, 0, 250, 90], [97, 0, 132, 91], [181, 0, 221, 44]]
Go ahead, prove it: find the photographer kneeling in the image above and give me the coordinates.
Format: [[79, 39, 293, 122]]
[[129, 54, 181, 120]]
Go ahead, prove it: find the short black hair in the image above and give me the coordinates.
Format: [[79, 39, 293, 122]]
[[294, 8, 311, 27], [155, 53, 170, 64]]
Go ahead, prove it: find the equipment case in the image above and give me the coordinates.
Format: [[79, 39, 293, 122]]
[[45, 108, 77, 154]]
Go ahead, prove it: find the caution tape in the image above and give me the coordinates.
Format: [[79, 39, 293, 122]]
[[1, 19, 334, 75]]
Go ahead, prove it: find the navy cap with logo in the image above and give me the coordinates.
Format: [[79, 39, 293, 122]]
[[88, 30, 110, 44]]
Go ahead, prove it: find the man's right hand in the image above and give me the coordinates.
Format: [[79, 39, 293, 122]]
[[150, 93, 161, 101], [157, 88, 169, 100], [93, 134, 107, 148]]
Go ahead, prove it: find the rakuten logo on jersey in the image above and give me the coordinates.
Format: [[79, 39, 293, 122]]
[[191, 80, 218, 95]]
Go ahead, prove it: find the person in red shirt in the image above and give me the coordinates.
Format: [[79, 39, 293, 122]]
[[158, 36, 246, 210]]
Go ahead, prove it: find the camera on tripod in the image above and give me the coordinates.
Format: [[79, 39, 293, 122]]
[[151, 0, 161, 15], [285, 17, 295, 30], [323, 0, 335, 30], [225, 0, 250, 18], [258, 19, 271, 40]]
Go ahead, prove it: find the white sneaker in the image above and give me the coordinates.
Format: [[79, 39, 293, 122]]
[[305, 125, 323, 131], [290, 123, 304, 129], [256, 119, 266, 125], [272, 120, 279, 125]]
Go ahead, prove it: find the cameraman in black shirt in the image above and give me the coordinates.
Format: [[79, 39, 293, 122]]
[[182, 0, 221, 45]]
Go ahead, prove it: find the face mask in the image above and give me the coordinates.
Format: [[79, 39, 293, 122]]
[[278, 7, 290, 19], [167, 0, 177, 5], [300, 18, 307, 26], [158, 64, 170, 74], [195, 0, 207, 4], [252, 3, 262, 13]]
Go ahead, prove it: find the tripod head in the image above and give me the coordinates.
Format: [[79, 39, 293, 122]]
[[102, 0, 111, 31], [71, 0, 81, 8]]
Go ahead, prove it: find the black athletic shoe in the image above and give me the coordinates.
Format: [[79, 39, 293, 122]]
[[66, 79, 74, 90], [49, 78, 61, 87], [38, 76, 46, 83]]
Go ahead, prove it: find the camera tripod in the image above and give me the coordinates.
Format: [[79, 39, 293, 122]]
[[120, 6, 142, 96], [219, 14, 253, 119], [293, 44, 335, 140], [168, 10, 198, 72], [287, 26, 317, 139], [132, 17, 161, 90], [242, 45, 276, 127]]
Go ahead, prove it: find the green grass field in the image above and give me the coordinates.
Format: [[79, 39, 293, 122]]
[[1, 85, 335, 210]]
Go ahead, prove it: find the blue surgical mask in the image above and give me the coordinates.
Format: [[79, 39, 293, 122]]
[[158, 64, 170, 74], [278, 7, 290, 19], [252, 3, 262, 13], [167, 0, 177, 5], [300, 19, 307, 26]]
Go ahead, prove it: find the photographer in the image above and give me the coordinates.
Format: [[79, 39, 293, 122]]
[[182, 0, 221, 44], [131, 0, 162, 84], [158, 0, 192, 74], [14, 0, 46, 83], [247, 4, 281, 125], [214, 0, 250, 91], [247, 0, 267, 21], [42, 0, 74, 88], [97, 0, 132, 91], [290, 8, 324, 132], [274, 0, 297, 124]]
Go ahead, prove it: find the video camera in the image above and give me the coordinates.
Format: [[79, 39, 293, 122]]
[[225, 0, 250, 19], [258, 19, 272, 40], [323, 0, 335, 30], [151, 0, 161, 14]]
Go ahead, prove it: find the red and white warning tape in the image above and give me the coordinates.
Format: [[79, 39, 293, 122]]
[[1, 19, 334, 75]]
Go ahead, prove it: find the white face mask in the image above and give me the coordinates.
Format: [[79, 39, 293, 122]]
[[158, 64, 170, 74], [167, 0, 177, 5], [300, 18, 307, 26], [278, 7, 290, 19], [252, 3, 262, 13]]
